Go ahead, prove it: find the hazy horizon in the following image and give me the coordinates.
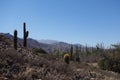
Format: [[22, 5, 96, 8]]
[[0, 0, 120, 47]]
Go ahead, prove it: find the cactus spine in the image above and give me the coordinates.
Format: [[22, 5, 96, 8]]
[[23, 22, 29, 47], [14, 30, 17, 50]]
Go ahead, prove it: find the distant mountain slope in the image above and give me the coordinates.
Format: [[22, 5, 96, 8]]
[[0, 33, 14, 40], [0, 33, 83, 53], [39, 39, 59, 44], [0, 33, 49, 49]]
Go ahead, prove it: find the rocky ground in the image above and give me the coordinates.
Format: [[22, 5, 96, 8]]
[[0, 35, 120, 80]]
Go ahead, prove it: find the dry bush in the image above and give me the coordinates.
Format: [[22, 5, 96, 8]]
[[1, 47, 120, 80]]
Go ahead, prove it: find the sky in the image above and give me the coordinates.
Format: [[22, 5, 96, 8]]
[[0, 0, 120, 47]]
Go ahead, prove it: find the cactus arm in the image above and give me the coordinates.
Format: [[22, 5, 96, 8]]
[[26, 31, 29, 38]]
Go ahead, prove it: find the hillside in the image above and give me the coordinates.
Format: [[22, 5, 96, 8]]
[[0, 33, 120, 80]]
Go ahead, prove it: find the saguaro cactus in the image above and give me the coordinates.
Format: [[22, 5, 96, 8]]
[[70, 45, 73, 61], [75, 46, 80, 62], [14, 30, 17, 50], [23, 22, 29, 47]]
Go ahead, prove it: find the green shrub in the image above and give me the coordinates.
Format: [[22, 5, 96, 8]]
[[33, 48, 47, 54], [98, 57, 120, 73]]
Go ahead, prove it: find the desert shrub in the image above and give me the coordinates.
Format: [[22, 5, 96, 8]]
[[33, 48, 47, 54], [76, 57, 80, 62], [98, 44, 120, 73], [98, 57, 120, 73]]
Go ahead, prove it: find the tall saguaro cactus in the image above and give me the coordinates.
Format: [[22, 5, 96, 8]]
[[14, 30, 17, 50], [70, 45, 73, 61], [23, 22, 29, 47], [75, 45, 80, 62]]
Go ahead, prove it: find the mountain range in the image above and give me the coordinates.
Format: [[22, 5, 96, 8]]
[[39, 39, 59, 44], [0, 33, 84, 53]]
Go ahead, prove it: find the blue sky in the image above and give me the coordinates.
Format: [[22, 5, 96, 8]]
[[0, 0, 120, 47]]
